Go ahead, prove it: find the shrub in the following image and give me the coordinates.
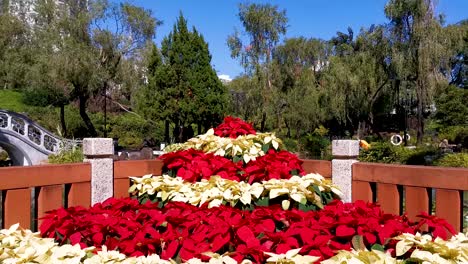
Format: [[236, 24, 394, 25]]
[[48, 147, 84, 164], [301, 132, 330, 160], [108, 114, 164, 150], [359, 143, 441, 165], [439, 125, 468, 150], [434, 153, 468, 168], [358, 142, 397, 163]]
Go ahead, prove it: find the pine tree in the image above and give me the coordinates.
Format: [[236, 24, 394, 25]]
[[137, 13, 228, 143]]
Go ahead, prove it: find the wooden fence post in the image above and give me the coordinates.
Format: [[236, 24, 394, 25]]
[[332, 140, 359, 203], [83, 138, 114, 205]]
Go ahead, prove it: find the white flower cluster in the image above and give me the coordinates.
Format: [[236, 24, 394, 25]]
[[322, 232, 468, 264], [1, 224, 320, 264], [164, 129, 283, 163], [0, 223, 170, 264], [129, 174, 342, 209]]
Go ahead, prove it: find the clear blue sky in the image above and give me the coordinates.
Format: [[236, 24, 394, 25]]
[[125, 0, 468, 80]]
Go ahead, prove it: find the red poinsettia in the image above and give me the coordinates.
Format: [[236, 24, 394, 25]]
[[214, 116, 256, 138], [40, 198, 456, 262], [159, 149, 243, 182], [243, 150, 305, 183]]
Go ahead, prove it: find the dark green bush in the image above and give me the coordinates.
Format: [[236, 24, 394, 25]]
[[359, 142, 441, 165], [434, 153, 468, 168], [282, 138, 298, 153], [301, 132, 331, 160], [108, 114, 164, 150], [358, 142, 398, 163]]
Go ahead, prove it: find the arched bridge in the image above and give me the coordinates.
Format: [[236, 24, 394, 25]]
[[0, 110, 79, 166]]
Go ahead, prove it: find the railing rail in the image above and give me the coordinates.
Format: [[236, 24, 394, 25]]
[[0, 163, 91, 231], [352, 162, 468, 232], [1, 156, 467, 234]]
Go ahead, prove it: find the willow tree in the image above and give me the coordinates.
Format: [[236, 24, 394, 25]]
[[227, 3, 288, 130], [271, 37, 330, 138], [385, 0, 448, 144], [27, 0, 158, 136]]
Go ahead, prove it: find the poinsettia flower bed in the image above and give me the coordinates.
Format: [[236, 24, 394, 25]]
[[4, 223, 315, 264], [129, 173, 341, 209], [39, 198, 455, 263]]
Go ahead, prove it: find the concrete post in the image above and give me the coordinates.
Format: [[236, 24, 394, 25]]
[[332, 140, 359, 203], [83, 138, 114, 205]]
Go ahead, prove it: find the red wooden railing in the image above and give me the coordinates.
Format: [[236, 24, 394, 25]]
[[0, 163, 91, 230], [2, 159, 467, 233], [353, 162, 468, 231]]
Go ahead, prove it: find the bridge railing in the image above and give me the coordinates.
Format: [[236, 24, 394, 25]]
[[0, 110, 80, 155]]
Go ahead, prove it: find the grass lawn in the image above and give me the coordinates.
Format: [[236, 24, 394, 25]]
[[0, 89, 28, 112]]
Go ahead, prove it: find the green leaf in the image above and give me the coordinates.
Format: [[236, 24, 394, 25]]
[[233, 155, 243, 163], [290, 169, 298, 176], [255, 197, 269, 207], [312, 185, 322, 196], [261, 143, 270, 153], [352, 235, 366, 251], [371, 244, 385, 252], [298, 203, 317, 212]]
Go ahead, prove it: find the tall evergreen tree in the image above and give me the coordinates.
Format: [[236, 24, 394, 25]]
[[137, 14, 228, 143]]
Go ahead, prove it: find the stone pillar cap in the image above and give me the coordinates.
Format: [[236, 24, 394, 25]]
[[332, 140, 360, 158], [83, 138, 114, 157]]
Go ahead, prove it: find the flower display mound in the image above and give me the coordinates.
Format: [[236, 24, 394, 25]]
[[40, 198, 456, 263], [154, 116, 341, 211]]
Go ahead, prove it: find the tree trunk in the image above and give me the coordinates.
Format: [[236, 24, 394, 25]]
[[164, 120, 170, 143], [78, 94, 97, 136], [260, 112, 266, 132], [285, 119, 291, 138], [416, 99, 424, 145], [59, 104, 67, 136]]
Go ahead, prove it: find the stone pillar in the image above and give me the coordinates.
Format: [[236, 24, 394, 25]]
[[332, 140, 359, 203], [83, 138, 114, 205]]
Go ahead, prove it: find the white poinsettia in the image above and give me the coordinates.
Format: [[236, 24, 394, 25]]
[[164, 129, 283, 160], [129, 173, 341, 209], [321, 249, 400, 264], [264, 248, 320, 263]]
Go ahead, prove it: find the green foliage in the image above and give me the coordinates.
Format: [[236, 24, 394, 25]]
[[48, 148, 84, 164], [434, 85, 468, 127], [359, 142, 441, 165], [359, 142, 398, 164], [300, 131, 331, 160], [434, 153, 468, 168], [0, 90, 28, 112], [136, 14, 228, 142], [439, 126, 468, 149], [108, 114, 164, 150]]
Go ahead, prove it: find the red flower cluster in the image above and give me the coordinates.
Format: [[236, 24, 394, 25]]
[[160, 149, 242, 182], [244, 150, 305, 184], [160, 149, 304, 184], [214, 116, 256, 138], [40, 198, 455, 262]]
